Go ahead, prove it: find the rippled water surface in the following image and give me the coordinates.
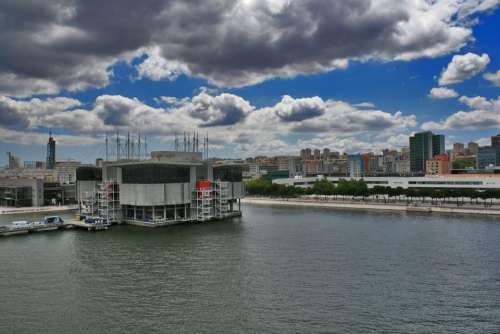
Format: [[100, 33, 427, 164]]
[[1, 204, 500, 333]]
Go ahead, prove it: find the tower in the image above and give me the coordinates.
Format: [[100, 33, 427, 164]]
[[409, 131, 445, 174], [46, 132, 56, 169]]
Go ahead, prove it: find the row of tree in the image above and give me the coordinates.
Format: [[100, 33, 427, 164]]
[[244, 177, 500, 203]]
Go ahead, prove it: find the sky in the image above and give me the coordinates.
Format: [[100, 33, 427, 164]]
[[1, 0, 500, 165]]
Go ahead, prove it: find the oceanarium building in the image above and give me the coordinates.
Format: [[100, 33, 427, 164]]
[[76, 152, 244, 226]]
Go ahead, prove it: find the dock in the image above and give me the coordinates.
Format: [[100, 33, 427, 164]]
[[0, 212, 242, 237], [0, 219, 110, 237]]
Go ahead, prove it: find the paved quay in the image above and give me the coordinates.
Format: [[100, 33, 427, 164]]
[[242, 197, 500, 217], [0, 205, 78, 215]]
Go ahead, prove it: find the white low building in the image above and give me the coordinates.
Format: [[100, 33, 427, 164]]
[[274, 175, 500, 189]]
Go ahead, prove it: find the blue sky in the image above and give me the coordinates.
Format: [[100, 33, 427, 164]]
[[1, 0, 500, 165]]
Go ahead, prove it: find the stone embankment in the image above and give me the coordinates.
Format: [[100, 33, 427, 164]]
[[241, 197, 500, 217]]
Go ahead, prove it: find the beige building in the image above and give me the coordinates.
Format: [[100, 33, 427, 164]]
[[426, 154, 450, 175]]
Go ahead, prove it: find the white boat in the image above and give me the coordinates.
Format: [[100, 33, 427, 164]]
[[11, 221, 32, 229], [31, 216, 64, 232], [44, 216, 64, 225], [32, 221, 58, 232], [83, 216, 110, 230], [1, 221, 32, 235]]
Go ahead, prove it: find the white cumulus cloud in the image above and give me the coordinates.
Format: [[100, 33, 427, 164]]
[[429, 87, 459, 99], [438, 52, 490, 85], [483, 70, 500, 86], [422, 95, 500, 130]]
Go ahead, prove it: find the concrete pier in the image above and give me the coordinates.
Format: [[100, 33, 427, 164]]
[[1, 212, 242, 237], [0, 219, 108, 237]]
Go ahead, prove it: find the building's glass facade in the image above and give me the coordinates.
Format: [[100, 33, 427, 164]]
[[0, 186, 33, 207], [121, 164, 190, 184], [213, 166, 243, 182], [477, 146, 500, 169], [348, 155, 364, 177], [432, 134, 445, 156], [410, 131, 445, 174]]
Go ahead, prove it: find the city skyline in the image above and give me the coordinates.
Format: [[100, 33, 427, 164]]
[[1, 1, 500, 165]]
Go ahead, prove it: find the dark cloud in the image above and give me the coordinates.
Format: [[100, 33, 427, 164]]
[[274, 95, 325, 122], [0, 95, 81, 129], [185, 92, 253, 127], [0, 0, 171, 96], [0, 0, 498, 96], [0, 98, 29, 128]]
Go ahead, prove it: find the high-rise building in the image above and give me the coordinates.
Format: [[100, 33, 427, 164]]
[[322, 148, 330, 160], [409, 131, 445, 174], [46, 132, 56, 169], [492, 135, 500, 148], [303, 159, 323, 176], [348, 155, 364, 177], [287, 157, 302, 177], [410, 132, 432, 174], [432, 134, 445, 156], [313, 149, 321, 160], [395, 159, 411, 175], [300, 148, 312, 160], [7, 152, 21, 170], [400, 147, 410, 160], [453, 143, 464, 155], [477, 146, 500, 169], [467, 142, 479, 156]]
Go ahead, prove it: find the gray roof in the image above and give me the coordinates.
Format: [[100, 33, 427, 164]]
[[105, 159, 204, 167]]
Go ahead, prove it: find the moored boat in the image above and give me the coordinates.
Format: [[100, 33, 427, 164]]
[[31, 216, 64, 232], [44, 216, 64, 225], [1, 221, 32, 236], [84, 216, 110, 230]]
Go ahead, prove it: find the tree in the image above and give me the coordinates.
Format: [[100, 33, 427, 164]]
[[312, 178, 335, 196], [452, 159, 476, 169], [371, 186, 386, 202], [245, 178, 273, 196]]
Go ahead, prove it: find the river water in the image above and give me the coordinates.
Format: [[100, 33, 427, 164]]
[[1, 204, 499, 333]]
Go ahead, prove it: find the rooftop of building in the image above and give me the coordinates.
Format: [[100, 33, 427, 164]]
[[105, 159, 204, 167]]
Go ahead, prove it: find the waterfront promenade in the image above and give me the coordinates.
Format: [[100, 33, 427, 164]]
[[0, 205, 78, 215], [242, 197, 500, 217]]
